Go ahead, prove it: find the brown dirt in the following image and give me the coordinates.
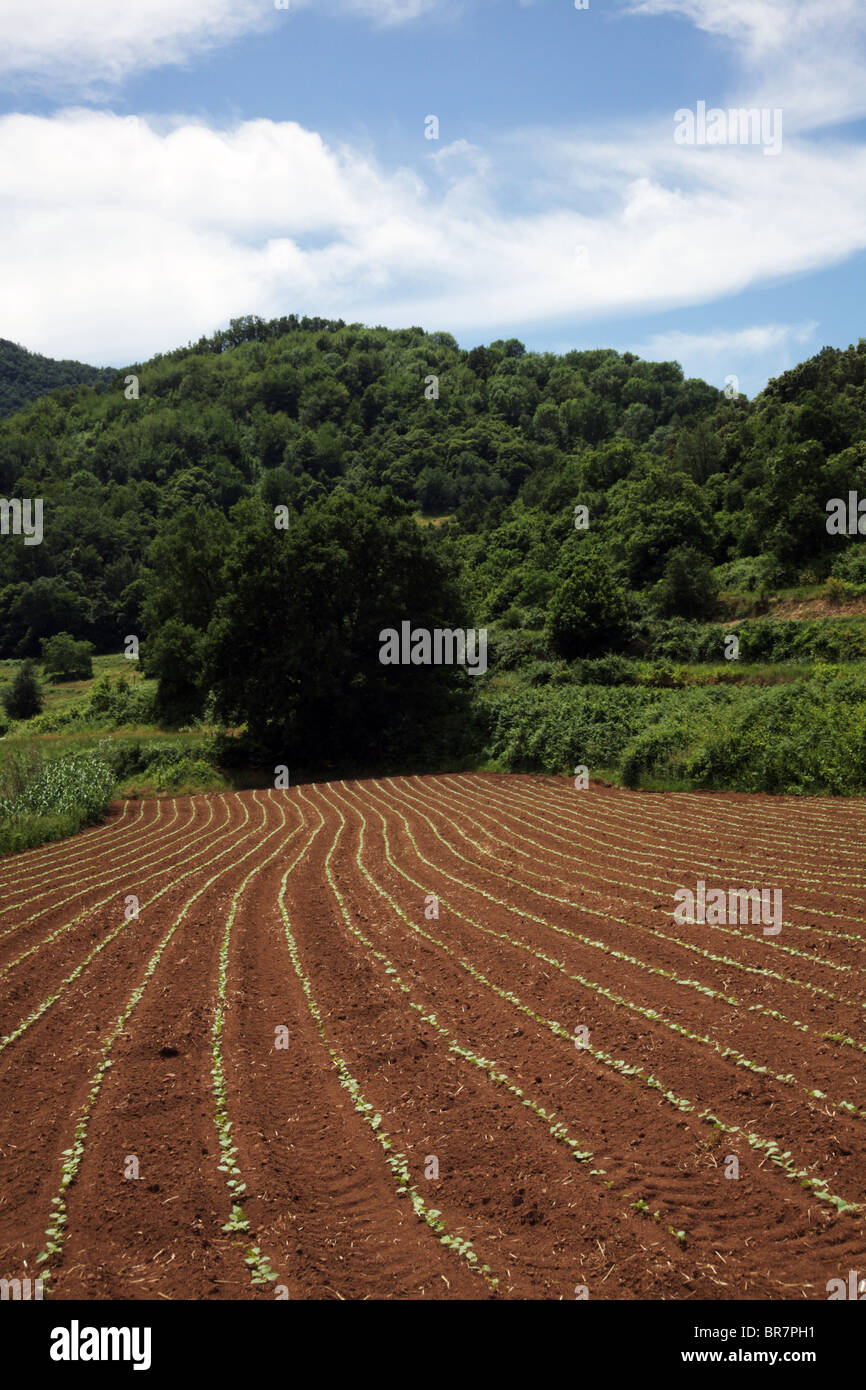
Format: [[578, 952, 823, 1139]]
[[1, 775, 864, 1300], [770, 596, 866, 620]]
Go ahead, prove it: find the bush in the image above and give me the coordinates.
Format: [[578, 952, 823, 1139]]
[[683, 676, 866, 794], [88, 674, 156, 726], [40, 632, 94, 681], [3, 660, 43, 720], [479, 684, 673, 773], [524, 660, 561, 687], [641, 616, 866, 665], [487, 627, 551, 671], [0, 745, 116, 852], [823, 576, 863, 607], [499, 605, 523, 630], [635, 661, 687, 688], [652, 545, 718, 619], [479, 671, 866, 794], [830, 544, 866, 585], [546, 546, 630, 659], [620, 720, 694, 787], [642, 619, 721, 663], [570, 654, 639, 686], [101, 737, 209, 780], [712, 554, 776, 594], [154, 757, 225, 792]]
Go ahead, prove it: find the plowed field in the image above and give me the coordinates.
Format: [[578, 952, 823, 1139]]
[[1, 774, 864, 1300]]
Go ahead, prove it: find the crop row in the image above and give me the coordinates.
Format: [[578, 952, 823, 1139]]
[[335, 780, 861, 1218], [0, 795, 252, 1057], [381, 779, 866, 1046], [36, 792, 283, 1290]]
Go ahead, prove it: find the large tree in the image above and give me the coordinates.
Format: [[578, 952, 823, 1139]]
[[546, 541, 630, 659], [205, 492, 472, 769]]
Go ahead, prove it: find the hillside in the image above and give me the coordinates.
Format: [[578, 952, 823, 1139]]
[[1, 315, 866, 796], [0, 338, 114, 420], [1, 313, 865, 661]]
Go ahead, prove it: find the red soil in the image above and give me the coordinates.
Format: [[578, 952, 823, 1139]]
[[1, 775, 864, 1300]]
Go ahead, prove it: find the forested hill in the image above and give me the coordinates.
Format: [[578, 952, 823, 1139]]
[[0, 338, 114, 419], [0, 312, 865, 661]]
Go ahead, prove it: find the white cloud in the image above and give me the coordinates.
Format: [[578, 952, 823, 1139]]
[[633, 322, 819, 393], [629, 0, 866, 129], [0, 0, 272, 91], [637, 322, 817, 360], [0, 0, 442, 91], [2, 0, 866, 366], [628, 0, 860, 59], [329, 0, 442, 23], [1, 109, 865, 365]]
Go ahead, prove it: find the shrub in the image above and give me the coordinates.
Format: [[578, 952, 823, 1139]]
[[88, 674, 156, 726], [102, 737, 209, 780], [487, 627, 551, 671], [546, 546, 630, 659], [652, 545, 718, 619], [154, 757, 225, 792], [499, 606, 523, 630], [479, 673, 866, 795], [524, 660, 561, 687], [620, 721, 694, 787], [642, 616, 866, 665], [635, 661, 687, 688], [40, 632, 94, 682], [570, 654, 639, 686], [0, 745, 116, 852], [479, 684, 673, 774], [830, 544, 866, 585], [823, 576, 862, 607], [712, 554, 775, 595], [3, 660, 43, 720]]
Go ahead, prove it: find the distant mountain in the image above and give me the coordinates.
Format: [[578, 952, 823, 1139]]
[[0, 338, 114, 417]]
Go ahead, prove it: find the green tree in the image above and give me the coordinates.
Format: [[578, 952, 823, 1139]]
[[148, 620, 209, 726], [546, 544, 630, 658], [610, 465, 714, 585], [205, 492, 470, 768], [4, 659, 43, 720], [40, 631, 94, 681], [651, 545, 719, 619], [142, 503, 233, 635]]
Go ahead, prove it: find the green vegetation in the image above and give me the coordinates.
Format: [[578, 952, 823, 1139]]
[[0, 337, 113, 419], [479, 668, 866, 795], [3, 315, 866, 812], [40, 632, 94, 682], [0, 653, 224, 849], [3, 659, 42, 721], [0, 745, 114, 853]]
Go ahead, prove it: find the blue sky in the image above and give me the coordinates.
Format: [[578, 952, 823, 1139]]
[[1, 0, 865, 395]]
